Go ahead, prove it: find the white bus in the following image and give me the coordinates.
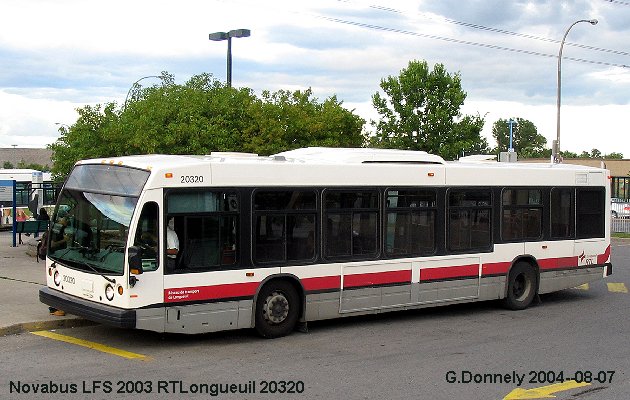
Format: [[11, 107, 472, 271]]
[[40, 147, 612, 338]]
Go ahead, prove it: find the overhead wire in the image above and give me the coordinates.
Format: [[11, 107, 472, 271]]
[[604, 0, 630, 6], [315, 14, 630, 69], [365, 3, 630, 57]]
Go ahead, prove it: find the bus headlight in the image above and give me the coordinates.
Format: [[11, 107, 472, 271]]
[[105, 284, 115, 301], [53, 270, 61, 287]]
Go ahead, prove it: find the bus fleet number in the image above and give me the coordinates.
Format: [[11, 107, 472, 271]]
[[180, 175, 203, 184]]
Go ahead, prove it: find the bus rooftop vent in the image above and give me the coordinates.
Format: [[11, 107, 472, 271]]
[[208, 152, 259, 158], [274, 147, 445, 164], [458, 155, 497, 163]]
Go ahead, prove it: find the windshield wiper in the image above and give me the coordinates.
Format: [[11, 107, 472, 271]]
[[78, 259, 117, 284], [49, 245, 118, 284]]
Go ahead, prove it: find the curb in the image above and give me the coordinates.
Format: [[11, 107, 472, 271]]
[[0, 317, 97, 337]]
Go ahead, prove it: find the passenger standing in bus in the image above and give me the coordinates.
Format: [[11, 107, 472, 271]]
[[166, 217, 179, 271]]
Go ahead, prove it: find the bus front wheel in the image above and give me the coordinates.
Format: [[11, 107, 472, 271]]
[[255, 280, 300, 338], [503, 262, 537, 310]]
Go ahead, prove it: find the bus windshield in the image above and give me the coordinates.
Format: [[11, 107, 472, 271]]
[[48, 165, 150, 275]]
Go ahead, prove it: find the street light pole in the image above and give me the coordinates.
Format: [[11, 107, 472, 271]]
[[209, 29, 251, 87], [553, 18, 598, 163]]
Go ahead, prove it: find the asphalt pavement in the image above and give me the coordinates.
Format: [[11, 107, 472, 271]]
[[0, 231, 92, 336]]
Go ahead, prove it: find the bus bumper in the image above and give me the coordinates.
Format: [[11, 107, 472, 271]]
[[39, 287, 136, 329]]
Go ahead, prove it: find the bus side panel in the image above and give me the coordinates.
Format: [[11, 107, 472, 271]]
[[159, 268, 280, 334], [416, 256, 480, 304], [538, 238, 610, 294], [340, 261, 413, 312], [136, 308, 167, 332]]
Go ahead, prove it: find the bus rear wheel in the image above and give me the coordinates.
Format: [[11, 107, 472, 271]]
[[503, 262, 537, 310], [255, 281, 300, 339]]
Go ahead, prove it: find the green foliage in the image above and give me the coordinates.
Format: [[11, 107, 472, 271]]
[[604, 152, 624, 159], [49, 102, 122, 179], [561, 149, 624, 159], [369, 60, 488, 159], [3, 161, 14, 169], [492, 118, 548, 158], [245, 89, 365, 155], [49, 73, 366, 179], [16, 161, 50, 171]]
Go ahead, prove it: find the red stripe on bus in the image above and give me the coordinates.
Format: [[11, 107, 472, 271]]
[[164, 246, 612, 302], [164, 282, 258, 303], [302, 275, 341, 291], [343, 270, 411, 288], [539, 256, 579, 270], [420, 264, 478, 281], [482, 262, 510, 276], [598, 245, 611, 264]]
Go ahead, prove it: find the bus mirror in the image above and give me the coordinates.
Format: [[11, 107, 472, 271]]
[[128, 246, 143, 275]]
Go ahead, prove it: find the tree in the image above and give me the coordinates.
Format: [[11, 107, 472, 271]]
[[369, 60, 489, 159], [16, 161, 50, 171], [119, 73, 257, 155], [49, 102, 122, 179], [244, 89, 365, 155], [564, 149, 624, 159], [492, 118, 548, 158], [49, 72, 366, 179], [604, 152, 624, 159]]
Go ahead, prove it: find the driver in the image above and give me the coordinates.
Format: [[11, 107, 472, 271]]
[[166, 217, 179, 271]]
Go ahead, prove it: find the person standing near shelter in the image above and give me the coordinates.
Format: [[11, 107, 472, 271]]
[[16, 209, 27, 244], [37, 207, 50, 222]]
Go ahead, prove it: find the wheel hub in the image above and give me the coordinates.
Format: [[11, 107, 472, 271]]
[[263, 291, 289, 324]]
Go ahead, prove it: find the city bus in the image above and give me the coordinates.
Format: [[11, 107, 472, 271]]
[[39, 147, 612, 338]]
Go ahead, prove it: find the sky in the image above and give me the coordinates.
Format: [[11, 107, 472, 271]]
[[1, 0, 629, 157]]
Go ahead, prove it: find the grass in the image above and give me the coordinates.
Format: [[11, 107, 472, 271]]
[[612, 232, 630, 239]]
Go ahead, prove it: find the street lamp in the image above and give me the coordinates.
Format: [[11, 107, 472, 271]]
[[55, 122, 70, 132], [209, 29, 251, 87], [124, 75, 161, 109], [553, 18, 598, 163]]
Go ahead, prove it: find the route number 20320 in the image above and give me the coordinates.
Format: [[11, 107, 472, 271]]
[[180, 175, 204, 184]]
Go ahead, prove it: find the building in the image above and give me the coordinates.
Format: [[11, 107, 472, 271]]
[[0, 148, 53, 169]]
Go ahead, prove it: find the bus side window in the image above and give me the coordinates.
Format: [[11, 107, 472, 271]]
[[133, 202, 159, 272], [166, 190, 239, 272]]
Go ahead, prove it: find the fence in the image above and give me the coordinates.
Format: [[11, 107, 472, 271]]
[[612, 217, 630, 234]]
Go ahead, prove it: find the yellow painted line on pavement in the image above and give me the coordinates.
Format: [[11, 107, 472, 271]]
[[503, 380, 590, 399], [31, 331, 149, 360], [574, 283, 589, 290], [607, 282, 628, 293]]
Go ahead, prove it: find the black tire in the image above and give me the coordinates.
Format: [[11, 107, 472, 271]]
[[255, 280, 300, 339], [503, 262, 537, 310]]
